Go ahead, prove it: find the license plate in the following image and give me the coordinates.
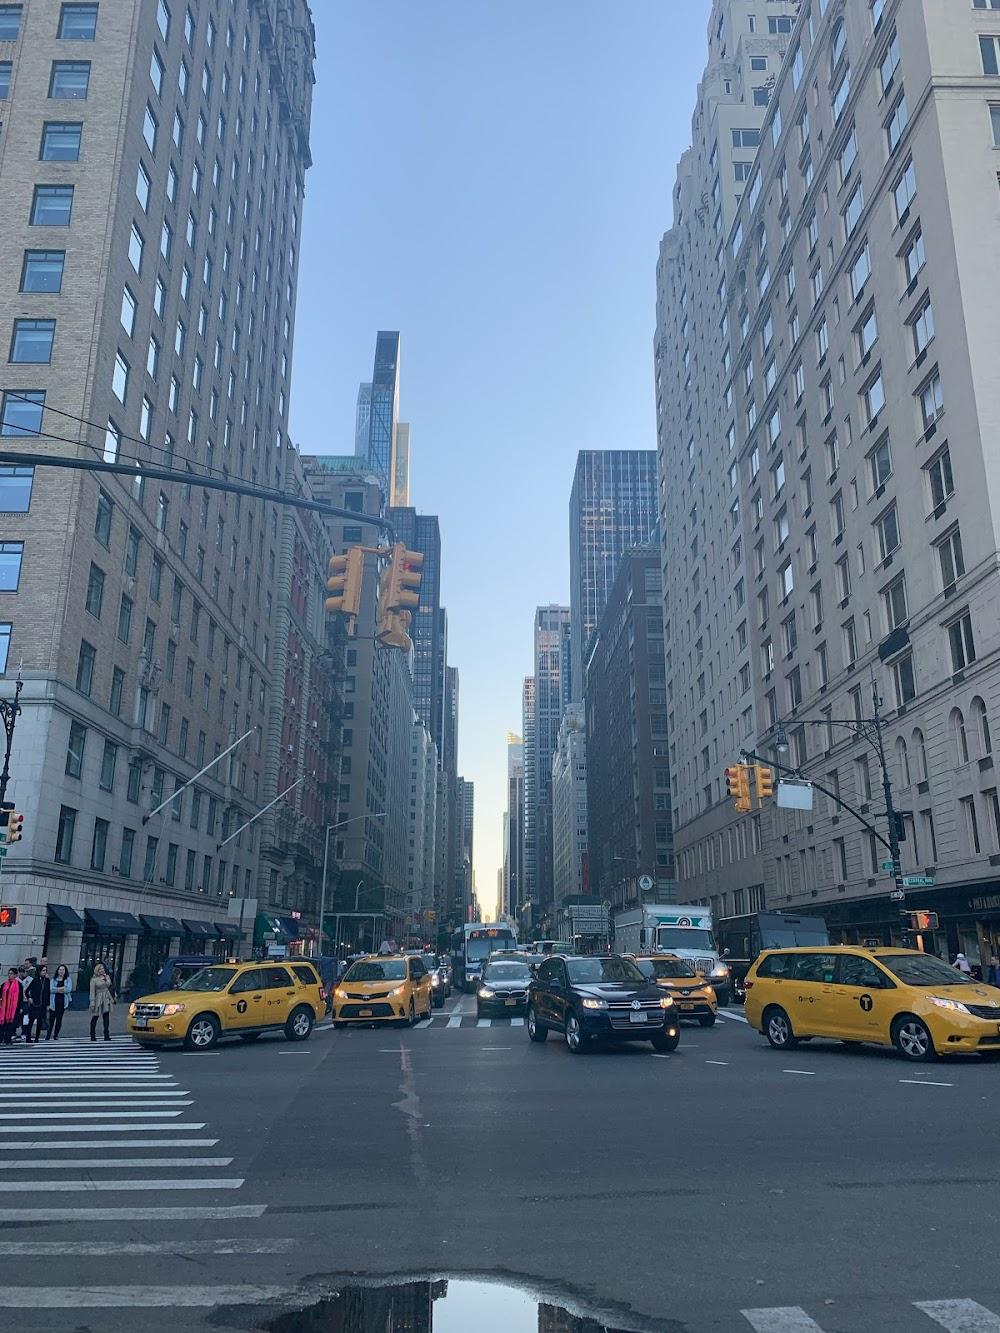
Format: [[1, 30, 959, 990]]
[[359, 1009, 373, 1018], [134, 1020, 149, 1030], [505, 998, 517, 1006], [629, 1011, 648, 1024], [680, 1003, 694, 1011]]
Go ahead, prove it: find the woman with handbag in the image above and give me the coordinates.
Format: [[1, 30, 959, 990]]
[[47, 964, 73, 1040], [0, 967, 21, 1044], [89, 962, 115, 1041]]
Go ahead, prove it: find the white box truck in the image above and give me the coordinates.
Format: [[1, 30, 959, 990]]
[[613, 904, 731, 1005]]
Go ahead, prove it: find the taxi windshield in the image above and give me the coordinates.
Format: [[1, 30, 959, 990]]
[[877, 954, 976, 988], [649, 958, 698, 979], [565, 957, 645, 984], [177, 967, 237, 992], [343, 960, 408, 982]]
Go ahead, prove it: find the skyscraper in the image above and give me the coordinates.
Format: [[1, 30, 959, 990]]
[[530, 606, 571, 918], [357, 331, 409, 506], [0, 0, 316, 978], [520, 677, 536, 920], [503, 733, 523, 919], [386, 508, 444, 755], [569, 450, 658, 698]]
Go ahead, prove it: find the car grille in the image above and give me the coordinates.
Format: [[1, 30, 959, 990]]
[[696, 958, 715, 974], [132, 1003, 164, 1018], [965, 1004, 1000, 1020], [492, 989, 527, 1001], [340, 1002, 395, 1018], [345, 990, 393, 1000], [607, 999, 663, 1031]]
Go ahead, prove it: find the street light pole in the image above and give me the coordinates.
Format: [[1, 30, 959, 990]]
[[315, 811, 386, 960], [0, 665, 24, 806]]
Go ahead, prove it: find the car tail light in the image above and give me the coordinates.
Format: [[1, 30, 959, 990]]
[[319, 987, 327, 1000], [744, 980, 753, 990]]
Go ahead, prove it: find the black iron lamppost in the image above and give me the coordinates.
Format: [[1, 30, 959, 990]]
[[0, 665, 24, 806]]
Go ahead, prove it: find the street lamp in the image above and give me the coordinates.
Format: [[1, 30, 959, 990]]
[[0, 663, 24, 806], [774, 725, 789, 764], [316, 811, 386, 960]]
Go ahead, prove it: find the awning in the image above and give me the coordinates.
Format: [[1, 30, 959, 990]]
[[47, 903, 85, 930], [84, 908, 141, 935], [139, 914, 184, 938], [214, 921, 242, 940], [277, 916, 301, 940], [181, 918, 219, 940]]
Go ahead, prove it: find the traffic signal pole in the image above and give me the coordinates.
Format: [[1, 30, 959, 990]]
[[0, 669, 24, 807]]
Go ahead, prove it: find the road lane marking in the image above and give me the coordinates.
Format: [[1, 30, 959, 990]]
[[0, 1157, 234, 1170], [277, 1051, 312, 1055], [0, 1283, 289, 1307], [14, 1204, 266, 1221], [900, 1079, 954, 1088], [477, 1019, 491, 1027], [510, 1018, 525, 1027], [9, 1178, 244, 1192], [651, 1053, 672, 1059], [0, 1238, 295, 1257], [3, 1122, 207, 1133], [782, 1069, 816, 1076], [0, 1138, 218, 1150], [483, 1046, 512, 1050], [741, 1308, 826, 1331], [446, 1016, 462, 1028], [722, 1009, 750, 1023], [916, 1299, 1000, 1331], [705, 1060, 730, 1066]]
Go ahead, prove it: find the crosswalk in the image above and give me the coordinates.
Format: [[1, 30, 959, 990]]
[[741, 1300, 1000, 1331], [397, 1007, 750, 1030]]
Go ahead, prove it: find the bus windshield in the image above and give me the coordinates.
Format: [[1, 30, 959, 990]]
[[467, 936, 513, 963], [655, 927, 716, 951]]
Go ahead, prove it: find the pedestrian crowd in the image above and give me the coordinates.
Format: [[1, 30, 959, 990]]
[[0, 955, 117, 1044]]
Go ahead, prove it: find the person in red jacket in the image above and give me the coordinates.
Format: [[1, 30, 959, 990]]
[[0, 967, 22, 1044]]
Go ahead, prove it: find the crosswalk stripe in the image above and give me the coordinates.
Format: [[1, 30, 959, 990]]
[[15, 1204, 265, 1221], [0, 1110, 187, 1119], [0, 1091, 190, 1099], [0, 1238, 295, 1257], [510, 1017, 525, 1026], [446, 1015, 462, 1028], [10, 1122, 207, 1133], [0, 1138, 218, 1150], [0, 1282, 288, 1306], [477, 1018, 491, 1027], [916, 1300, 1000, 1331], [2, 1078, 175, 1085], [741, 1309, 825, 1331], [7, 1177, 244, 1192], [0, 1157, 234, 1169]]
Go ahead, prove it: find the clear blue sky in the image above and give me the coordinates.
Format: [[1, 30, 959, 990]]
[[290, 1, 712, 915]]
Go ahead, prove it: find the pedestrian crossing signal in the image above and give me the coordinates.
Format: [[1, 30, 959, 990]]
[[0, 905, 17, 926], [909, 911, 939, 931]]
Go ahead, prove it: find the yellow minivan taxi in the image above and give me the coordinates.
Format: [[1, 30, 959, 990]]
[[744, 945, 1000, 1062], [127, 960, 325, 1050], [627, 954, 718, 1027], [332, 954, 434, 1028]]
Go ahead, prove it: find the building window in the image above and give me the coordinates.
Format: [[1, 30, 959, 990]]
[[948, 610, 976, 672], [85, 561, 104, 617], [75, 639, 95, 695], [936, 526, 965, 591], [99, 738, 117, 792], [40, 121, 82, 161], [883, 575, 908, 631], [892, 652, 916, 706], [893, 158, 917, 220], [875, 505, 900, 562], [9, 319, 55, 364], [0, 5, 23, 40], [49, 61, 91, 99], [919, 371, 944, 430], [59, 4, 98, 39], [911, 299, 935, 357], [981, 35, 1000, 74], [55, 805, 77, 864], [117, 593, 132, 644], [65, 719, 86, 778], [20, 249, 65, 295], [31, 184, 74, 226], [975, 696, 993, 758], [926, 445, 953, 512]]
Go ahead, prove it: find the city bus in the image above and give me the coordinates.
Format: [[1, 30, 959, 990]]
[[451, 922, 518, 992]]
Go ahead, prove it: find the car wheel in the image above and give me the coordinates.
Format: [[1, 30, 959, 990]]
[[763, 1006, 797, 1051], [184, 1014, 220, 1051], [239, 1032, 261, 1043], [285, 1005, 314, 1042], [527, 1005, 548, 1042], [892, 1014, 937, 1062], [564, 1011, 588, 1054], [698, 1013, 717, 1028], [650, 1030, 680, 1052], [407, 999, 417, 1027]]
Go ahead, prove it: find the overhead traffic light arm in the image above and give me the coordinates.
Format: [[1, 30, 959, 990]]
[[738, 747, 891, 852]]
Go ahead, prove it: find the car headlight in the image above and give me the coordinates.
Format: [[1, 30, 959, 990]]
[[162, 1003, 185, 1016], [431, 974, 441, 986], [128, 1003, 137, 1017], [660, 996, 676, 1009], [387, 986, 406, 998], [712, 965, 729, 978], [930, 996, 970, 1014], [478, 987, 495, 999], [581, 997, 607, 1010], [334, 988, 347, 1001]]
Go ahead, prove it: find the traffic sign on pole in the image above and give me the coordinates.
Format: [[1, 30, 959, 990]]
[[902, 876, 935, 888]]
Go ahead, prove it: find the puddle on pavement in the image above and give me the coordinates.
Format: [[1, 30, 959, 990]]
[[250, 1275, 663, 1333]]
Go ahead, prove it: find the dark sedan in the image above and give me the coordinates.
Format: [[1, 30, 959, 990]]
[[526, 954, 680, 1054], [477, 956, 532, 1018]]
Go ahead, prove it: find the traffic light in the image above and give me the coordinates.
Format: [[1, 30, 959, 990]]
[[325, 547, 364, 629], [909, 910, 939, 931], [724, 765, 752, 814], [376, 543, 424, 652], [5, 811, 24, 844], [0, 905, 17, 927], [755, 764, 774, 802]]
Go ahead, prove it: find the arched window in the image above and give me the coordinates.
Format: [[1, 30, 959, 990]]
[[896, 736, 910, 787], [973, 696, 993, 758], [831, 18, 847, 73], [952, 708, 969, 765], [912, 728, 928, 783]]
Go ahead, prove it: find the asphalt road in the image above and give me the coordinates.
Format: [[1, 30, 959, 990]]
[[3, 994, 1000, 1332]]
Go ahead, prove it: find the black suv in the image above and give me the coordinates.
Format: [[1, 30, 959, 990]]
[[526, 954, 680, 1054]]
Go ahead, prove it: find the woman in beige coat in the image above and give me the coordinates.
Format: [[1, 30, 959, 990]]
[[89, 962, 115, 1041]]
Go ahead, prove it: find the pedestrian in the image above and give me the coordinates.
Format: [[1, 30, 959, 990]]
[[15, 963, 32, 1041], [0, 967, 21, 1044], [88, 962, 115, 1042], [25, 965, 50, 1042], [991, 954, 1000, 988], [954, 952, 974, 975], [47, 964, 72, 1040]]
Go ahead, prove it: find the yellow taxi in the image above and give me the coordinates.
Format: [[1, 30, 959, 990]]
[[628, 954, 718, 1027], [744, 945, 1000, 1062], [127, 959, 326, 1051], [332, 953, 434, 1028]]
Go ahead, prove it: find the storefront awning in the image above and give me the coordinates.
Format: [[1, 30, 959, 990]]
[[214, 921, 242, 940], [181, 918, 219, 940], [277, 916, 301, 940], [139, 914, 184, 937], [84, 908, 142, 935], [47, 903, 85, 930]]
